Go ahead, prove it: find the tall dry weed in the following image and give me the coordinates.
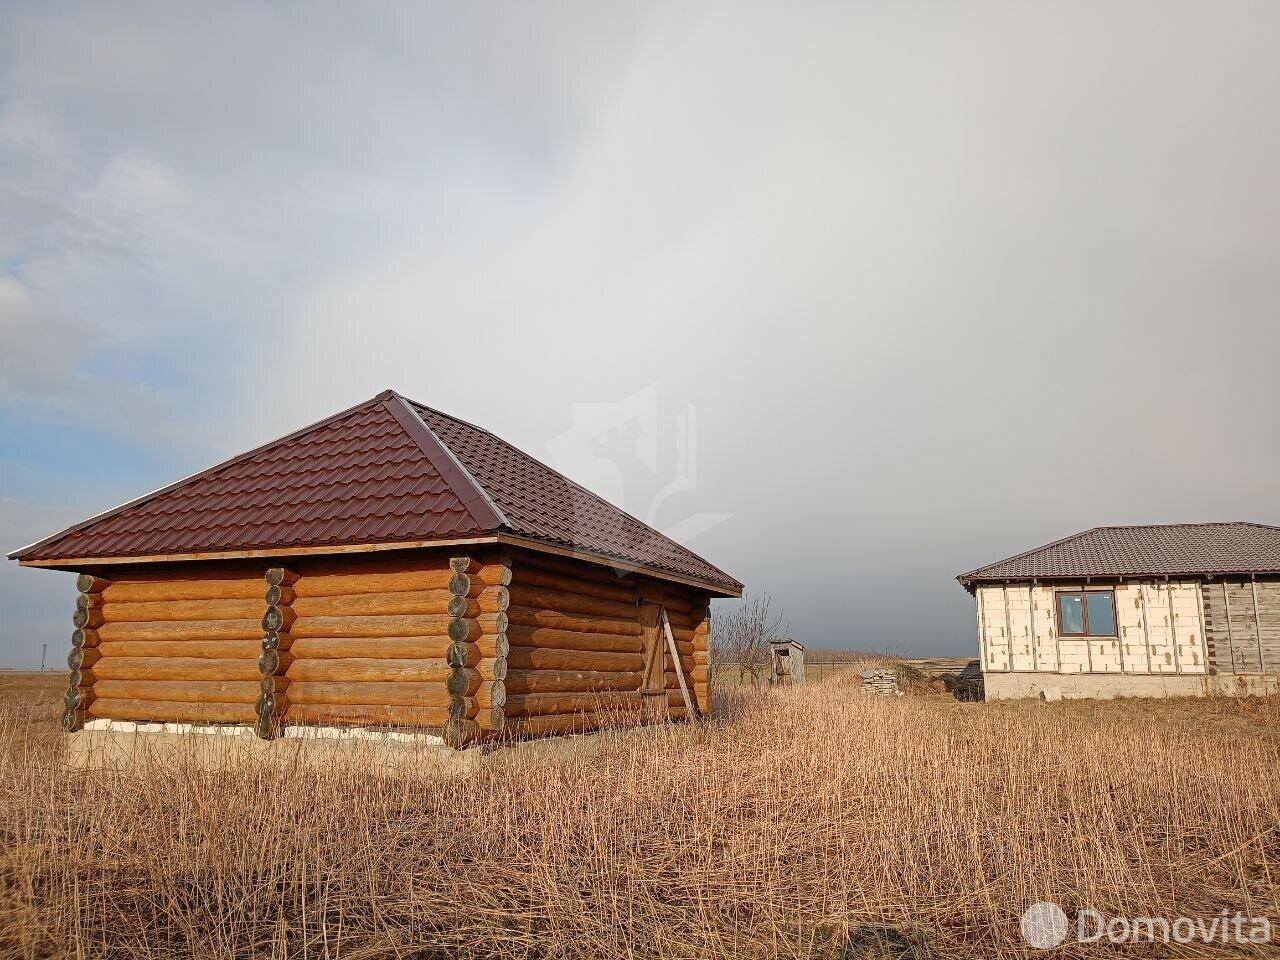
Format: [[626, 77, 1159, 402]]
[[0, 686, 1276, 959]]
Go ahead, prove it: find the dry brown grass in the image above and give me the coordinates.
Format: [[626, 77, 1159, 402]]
[[0, 681, 1277, 959]]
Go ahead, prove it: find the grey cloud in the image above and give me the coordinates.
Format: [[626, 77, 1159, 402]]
[[3, 1, 1280, 664]]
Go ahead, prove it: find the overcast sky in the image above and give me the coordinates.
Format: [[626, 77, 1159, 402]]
[[3, 2, 1280, 667]]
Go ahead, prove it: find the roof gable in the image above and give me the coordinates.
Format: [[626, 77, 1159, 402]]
[[11, 390, 741, 594], [957, 522, 1280, 586]]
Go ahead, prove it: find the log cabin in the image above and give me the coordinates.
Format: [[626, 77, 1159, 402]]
[[957, 523, 1280, 700], [8, 390, 741, 747]]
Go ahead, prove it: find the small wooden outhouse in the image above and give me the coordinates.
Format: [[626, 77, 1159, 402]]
[[9, 390, 741, 746], [770, 638, 805, 685]]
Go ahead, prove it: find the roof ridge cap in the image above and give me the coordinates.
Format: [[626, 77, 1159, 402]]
[[380, 395, 508, 532], [9, 393, 391, 561], [406, 398, 739, 587]]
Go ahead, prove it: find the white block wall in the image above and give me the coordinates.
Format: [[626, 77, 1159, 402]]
[[975, 581, 1207, 676]]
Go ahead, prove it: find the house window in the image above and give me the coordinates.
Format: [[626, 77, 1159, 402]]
[[1057, 590, 1117, 637]]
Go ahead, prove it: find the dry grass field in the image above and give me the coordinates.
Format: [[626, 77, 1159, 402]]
[[0, 672, 1277, 959]]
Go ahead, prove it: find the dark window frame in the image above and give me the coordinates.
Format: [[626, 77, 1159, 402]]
[[1056, 589, 1117, 637]]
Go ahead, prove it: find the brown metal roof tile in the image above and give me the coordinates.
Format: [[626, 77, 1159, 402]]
[[957, 523, 1280, 586], [9, 391, 741, 594]]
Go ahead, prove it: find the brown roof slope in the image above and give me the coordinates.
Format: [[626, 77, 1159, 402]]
[[957, 522, 1280, 586], [10, 391, 741, 594], [411, 401, 741, 593]]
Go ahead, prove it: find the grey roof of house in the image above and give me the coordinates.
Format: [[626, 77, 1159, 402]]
[[956, 522, 1280, 587]]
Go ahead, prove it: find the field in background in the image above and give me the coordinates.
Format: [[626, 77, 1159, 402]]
[[0, 673, 1277, 958]]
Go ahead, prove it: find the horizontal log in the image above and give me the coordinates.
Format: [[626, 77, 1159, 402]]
[[506, 622, 642, 654], [101, 578, 267, 603], [73, 609, 104, 630], [257, 650, 292, 676], [71, 629, 101, 649], [508, 585, 637, 621], [476, 680, 506, 708], [475, 705, 505, 732], [476, 586, 510, 614], [98, 619, 263, 642], [101, 598, 265, 623], [88, 699, 257, 724], [504, 691, 646, 718], [285, 702, 448, 728], [506, 606, 641, 637], [93, 679, 260, 704], [292, 568, 454, 598], [284, 681, 451, 707], [97, 640, 262, 660], [505, 647, 643, 673], [285, 658, 453, 683], [693, 666, 710, 683], [265, 567, 299, 587], [473, 565, 513, 588], [261, 606, 296, 632], [447, 642, 480, 668], [475, 634, 510, 659], [287, 636, 452, 659], [291, 614, 455, 639], [503, 670, 641, 695], [291, 590, 459, 619], [77, 574, 111, 594], [515, 552, 637, 590], [68, 647, 102, 670], [447, 669, 481, 696], [93, 657, 261, 681], [515, 566, 637, 606]]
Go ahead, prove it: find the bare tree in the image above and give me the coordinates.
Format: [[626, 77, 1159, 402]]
[[711, 593, 787, 688]]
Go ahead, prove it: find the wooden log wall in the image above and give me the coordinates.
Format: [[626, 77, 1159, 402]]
[[283, 553, 465, 731], [83, 568, 266, 726], [500, 549, 711, 740], [64, 549, 714, 745]]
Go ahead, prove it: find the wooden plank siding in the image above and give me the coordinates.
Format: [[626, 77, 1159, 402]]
[[1203, 579, 1280, 675]]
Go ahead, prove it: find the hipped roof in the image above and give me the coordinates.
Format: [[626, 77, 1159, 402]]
[[10, 390, 742, 595], [957, 522, 1280, 588]]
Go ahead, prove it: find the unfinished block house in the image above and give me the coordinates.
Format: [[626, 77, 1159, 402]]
[[8, 390, 741, 746], [957, 523, 1280, 700]]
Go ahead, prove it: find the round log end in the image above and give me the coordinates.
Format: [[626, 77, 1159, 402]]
[[491, 657, 508, 681], [487, 681, 507, 709], [261, 630, 281, 651], [492, 634, 510, 659], [261, 606, 286, 632], [445, 643, 469, 669], [61, 707, 85, 733], [442, 718, 478, 749], [258, 649, 281, 676], [254, 710, 279, 740], [71, 628, 87, 649], [448, 573, 471, 597], [447, 595, 468, 618], [265, 568, 288, 587], [76, 573, 95, 594], [447, 617, 470, 643], [265, 584, 284, 606], [72, 609, 89, 629], [493, 587, 510, 611], [486, 706, 506, 732], [449, 556, 475, 575], [445, 669, 474, 697], [67, 648, 84, 671]]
